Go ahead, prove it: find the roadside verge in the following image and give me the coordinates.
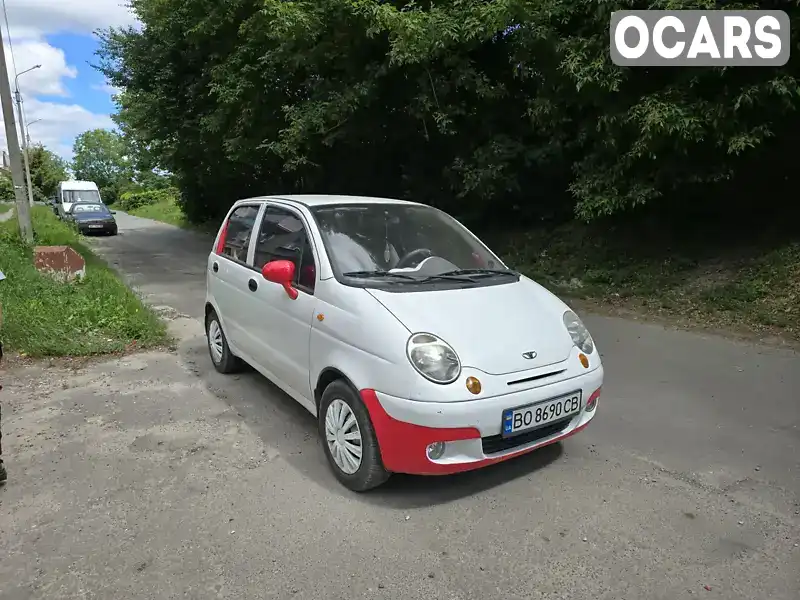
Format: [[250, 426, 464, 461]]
[[0, 206, 168, 358]]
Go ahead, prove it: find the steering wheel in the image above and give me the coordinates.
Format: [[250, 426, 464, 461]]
[[395, 248, 433, 269]]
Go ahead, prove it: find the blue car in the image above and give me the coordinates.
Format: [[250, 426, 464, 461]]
[[65, 202, 118, 236]]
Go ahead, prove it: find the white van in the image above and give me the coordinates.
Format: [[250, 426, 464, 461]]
[[52, 180, 103, 219]]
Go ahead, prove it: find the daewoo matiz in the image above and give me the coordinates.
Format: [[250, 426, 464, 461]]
[[205, 195, 604, 491]]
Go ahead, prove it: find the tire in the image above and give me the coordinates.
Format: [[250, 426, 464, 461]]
[[319, 380, 390, 492], [205, 310, 242, 374]]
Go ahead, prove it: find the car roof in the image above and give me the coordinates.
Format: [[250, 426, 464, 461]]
[[238, 194, 424, 209]]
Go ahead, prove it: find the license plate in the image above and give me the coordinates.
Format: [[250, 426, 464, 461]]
[[88, 224, 103, 228], [502, 391, 582, 437]]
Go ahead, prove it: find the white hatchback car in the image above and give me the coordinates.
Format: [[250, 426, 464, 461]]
[[205, 195, 603, 491]]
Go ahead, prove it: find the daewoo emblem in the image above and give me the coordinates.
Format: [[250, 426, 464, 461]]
[[522, 350, 537, 360]]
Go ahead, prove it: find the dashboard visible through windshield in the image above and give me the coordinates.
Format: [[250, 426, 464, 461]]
[[311, 203, 519, 291], [63, 190, 101, 204], [72, 204, 106, 213]]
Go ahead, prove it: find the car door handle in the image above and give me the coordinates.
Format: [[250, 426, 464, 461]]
[[248, 278, 258, 292], [212, 262, 218, 273]]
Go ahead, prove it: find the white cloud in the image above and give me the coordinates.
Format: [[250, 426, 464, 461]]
[[3, 0, 138, 37], [6, 39, 76, 97], [6, 97, 115, 160], [0, 0, 138, 161]]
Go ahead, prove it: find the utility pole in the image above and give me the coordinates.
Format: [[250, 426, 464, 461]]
[[14, 89, 34, 207], [14, 65, 40, 208], [0, 26, 32, 242]]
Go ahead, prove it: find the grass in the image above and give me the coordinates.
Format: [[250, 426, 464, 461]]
[[126, 196, 191, 228], [495, 219, 800, 343], [0, 206, 168, 357], [0, 202, 12, 215], [124, 197, 218, 234]]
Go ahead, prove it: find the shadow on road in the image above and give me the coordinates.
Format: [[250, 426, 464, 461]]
[[363, 443, 563, 509], [179, 335, 562, 509]]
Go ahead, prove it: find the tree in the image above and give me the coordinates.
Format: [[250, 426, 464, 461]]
[[95, 0, 800, 225], [27, 144, 69, 202], [72, 128, 132, 204]]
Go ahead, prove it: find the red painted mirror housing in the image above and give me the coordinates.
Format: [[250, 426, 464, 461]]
[[261, 260, 298, 300]]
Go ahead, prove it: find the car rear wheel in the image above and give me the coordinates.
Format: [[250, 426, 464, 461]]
[[205, 310, 242, 374], [319, 380, 390, 492]]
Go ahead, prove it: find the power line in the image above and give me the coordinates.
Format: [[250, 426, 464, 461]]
[[1, 0, 21, 147], [0, 0, 18, 76], [0, 14, 33, 241]]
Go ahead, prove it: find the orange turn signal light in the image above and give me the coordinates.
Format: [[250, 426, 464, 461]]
[[578, 353, 589, 369], [466, 376, 482, 395]]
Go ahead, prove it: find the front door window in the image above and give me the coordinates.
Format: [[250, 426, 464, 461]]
[[254, 206, 316, 294]]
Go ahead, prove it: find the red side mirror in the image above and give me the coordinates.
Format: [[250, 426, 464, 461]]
[[261, 260, 298, 299]]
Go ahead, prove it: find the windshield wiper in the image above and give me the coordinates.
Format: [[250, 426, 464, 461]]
[[343, 270, 419, 281], [417, 273, 479, 283], [343, 270, 478, 283], [440, 268, 518, 278]]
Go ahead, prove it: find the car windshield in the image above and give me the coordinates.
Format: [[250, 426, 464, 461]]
[[312, 203, 514, 287], [64, 190, 101, 203], [72, 203, 108, 214]]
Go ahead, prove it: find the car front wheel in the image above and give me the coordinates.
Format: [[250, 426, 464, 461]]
[[205, 310, 242, 374], [319, 380, 390, 492]]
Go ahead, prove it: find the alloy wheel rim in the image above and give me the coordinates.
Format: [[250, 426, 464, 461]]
[[208, 319, 224, 363], [325, 399, 363, 475]]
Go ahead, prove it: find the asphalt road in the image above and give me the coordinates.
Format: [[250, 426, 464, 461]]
[[22, 210, 800, 599]]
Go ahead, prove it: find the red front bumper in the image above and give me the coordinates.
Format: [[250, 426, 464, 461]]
[[359, 389, 593, 476]]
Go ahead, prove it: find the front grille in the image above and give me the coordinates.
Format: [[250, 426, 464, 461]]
[[481, 418, 571, 455]]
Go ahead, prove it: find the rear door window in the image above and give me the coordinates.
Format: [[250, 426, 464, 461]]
[[220, 205, 260, 264]]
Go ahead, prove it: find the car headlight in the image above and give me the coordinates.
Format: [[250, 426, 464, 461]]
[[562, 310, 594, 354], [406, 333, 461, 384]]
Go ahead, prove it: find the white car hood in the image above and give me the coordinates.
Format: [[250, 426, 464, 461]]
[[367, 277, 574, 375]]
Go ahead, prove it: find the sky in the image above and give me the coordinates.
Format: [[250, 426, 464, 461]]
[[0, 0, 138, 161]]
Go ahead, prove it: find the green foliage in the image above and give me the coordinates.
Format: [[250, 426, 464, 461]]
[[118, 186, 179, 211], [27, 144, 70, 202], [496, 218, 800, 339], [0, 171, 13, 201], [71, 128, 174, 204], [72, 129, 132, 203], [0, 207, 168, 357], [95, 0, 800, 224], [125, 191, 190, 228]]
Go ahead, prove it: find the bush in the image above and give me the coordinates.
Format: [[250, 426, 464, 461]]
[[0, 171, 14, 202], [118, 187, 179, 211]]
